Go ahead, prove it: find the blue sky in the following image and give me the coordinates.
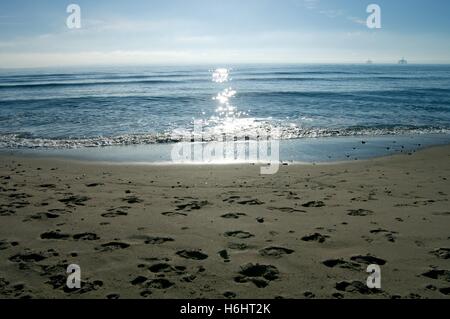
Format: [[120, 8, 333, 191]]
[[1, 0, 449, 67]]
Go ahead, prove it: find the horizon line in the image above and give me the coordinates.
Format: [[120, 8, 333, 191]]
[[2, 62, 450, 70]]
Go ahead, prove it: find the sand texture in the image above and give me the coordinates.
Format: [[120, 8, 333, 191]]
[[0, 146, 449, 299]]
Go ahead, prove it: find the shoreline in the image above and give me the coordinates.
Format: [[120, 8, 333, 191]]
[[1, 133, 450, 166], [0, 144, 449, 299], [1, 140, 450, 167]]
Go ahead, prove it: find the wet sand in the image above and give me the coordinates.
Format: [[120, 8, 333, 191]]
[[0, 145, 449, 299]]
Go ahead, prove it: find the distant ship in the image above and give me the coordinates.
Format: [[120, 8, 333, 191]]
[[366, 59, 373, 64], [398, 57, 408, 65]]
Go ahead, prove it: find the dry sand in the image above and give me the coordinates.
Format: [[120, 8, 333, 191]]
[[0, 145, 449, 299]]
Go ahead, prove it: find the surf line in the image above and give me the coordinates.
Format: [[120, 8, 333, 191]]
[[180, 303, 214, 317]]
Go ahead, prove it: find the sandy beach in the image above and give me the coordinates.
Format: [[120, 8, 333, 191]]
[[0, 145, 449, 299]]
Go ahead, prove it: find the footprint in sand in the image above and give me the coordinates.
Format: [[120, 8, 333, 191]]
[[323, 255, 386, 270], [59, 195, 90, 206], [303, 291, 316, 299], [259, 247, 294, 258], [40, 231, 71, 240], [130, 276, 175, 291], [323, 259, 361, 271], [122, 196, 143, 204], [301, 233, 330, 243], [73, 233, 100, 241], [223, 291, 237, 299], [162, 211, 187, 217], [234, 263, 280, 288], [0, 240, 18, 250], [49, 208, 71, 215], [228, 243, 249, 251], [39, 184, 56, 189], [181, 274, 197, 283], [268, 207, 306, 214], [222, 195, 241, 203], [413, 199, 438, 206], [148, 263, 187, 276], [176, 250, 208, 260], [23, 211, 60, 221], [350, 255, 387, 266], [0, 241, 8, 250], [8, 193, 32, 200], [131, 276, 147, 286], [218, 250, 230, 262], [102, 206, 130, 218], [9, 252, 48, 263], [145, 237, 174, 245], [221, 212, 247, 219], [302, 201, 325, 208], [0, 280, 31, 298], [10, 201, 30, 209], [348, 209, 374, 216], [237, 199, 264, 205], [0, 206, 16, 216], [422, 269, 450, 282], [370, 228, 398, 242], [175, 200, 208, 211], [63, 280, 104, 294], [224, 231, 255, 239], [140, 290, 153, 298], [223, 195, 264, 205], [335, 281, 380, 295], [146, 279, 175, 289], [432, 211, 450, 216], [98, 242, 130, 251], [85, 183, 104, 187], [430, 248, 450, 259], [128, 235, 174, 245]]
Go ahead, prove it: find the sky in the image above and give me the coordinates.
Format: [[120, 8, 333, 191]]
[[0, 0, 450, 67]]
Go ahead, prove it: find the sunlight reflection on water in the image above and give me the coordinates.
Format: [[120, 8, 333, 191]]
[[204, 68, 276, 139]]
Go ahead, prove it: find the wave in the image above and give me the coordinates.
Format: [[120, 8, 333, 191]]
[[238, 88, 450, 100], [1, 125, 448, 149], [0, 94, 209, 105], [234, 76, 450, 82], [0, 79, 187, 89], [0, 72, 204, 83], [234, 71, 367, 76]]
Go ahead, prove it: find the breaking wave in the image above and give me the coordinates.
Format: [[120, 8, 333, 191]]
[[1, 124, 448, 149]]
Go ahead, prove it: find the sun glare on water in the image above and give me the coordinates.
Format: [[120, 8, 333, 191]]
[[211, 68, 230, 83]]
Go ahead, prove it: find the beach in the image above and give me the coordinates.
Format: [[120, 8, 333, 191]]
[[0, 145, 449, 299]]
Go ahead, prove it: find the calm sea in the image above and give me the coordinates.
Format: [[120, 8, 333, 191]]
[[1, 64, 449, 162]]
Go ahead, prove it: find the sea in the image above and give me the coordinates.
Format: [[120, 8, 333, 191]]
[[1, 64, 449, 163]]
